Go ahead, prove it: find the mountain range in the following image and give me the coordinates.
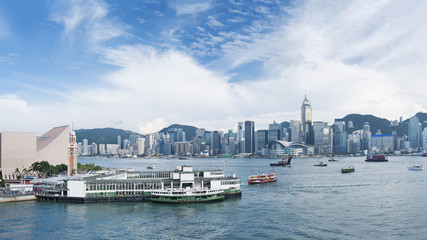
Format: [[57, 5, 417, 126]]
[[75, 113, 427, 144]]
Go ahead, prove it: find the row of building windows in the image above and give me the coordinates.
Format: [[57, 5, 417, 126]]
[[86, 182, 163, 191], [220, 180, 239, 185]]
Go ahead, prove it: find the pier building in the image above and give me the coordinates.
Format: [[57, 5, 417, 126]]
[[36, 165, 241, 203]]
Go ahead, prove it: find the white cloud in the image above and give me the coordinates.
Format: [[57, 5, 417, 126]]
[[138, 117, 169, 134], [214, 0, 427, 122], [0, 16, 10, 39], [169, 1, 212, 16], [207, 16, 224, 27], [50, 0, 128, 47]]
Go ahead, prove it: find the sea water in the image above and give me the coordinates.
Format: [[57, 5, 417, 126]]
[[1, 156, 426, 239]]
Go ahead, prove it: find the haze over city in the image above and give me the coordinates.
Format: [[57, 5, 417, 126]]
[[1, 0, 427, 134]]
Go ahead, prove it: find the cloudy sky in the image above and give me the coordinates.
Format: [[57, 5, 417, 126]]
[[1, 0, 427, 134]]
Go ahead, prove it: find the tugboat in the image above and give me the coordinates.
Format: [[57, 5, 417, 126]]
[[270, 156, 292, 167], [248, 172, 277, 184]]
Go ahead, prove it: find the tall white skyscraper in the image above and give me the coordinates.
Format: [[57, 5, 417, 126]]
[[82, 139, 88, 156]]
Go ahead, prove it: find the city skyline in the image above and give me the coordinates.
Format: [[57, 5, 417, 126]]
[[1, 1, 427, 135]]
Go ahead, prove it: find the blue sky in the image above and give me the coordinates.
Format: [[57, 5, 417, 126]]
[[1, 0, 427, 134]]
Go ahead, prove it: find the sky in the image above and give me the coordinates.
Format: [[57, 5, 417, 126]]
[[1, 0, 427, 135]]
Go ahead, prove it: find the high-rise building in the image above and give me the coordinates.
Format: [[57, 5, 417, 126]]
[[91, 142, 98, 155], [212, 131, 221, 156], [301, 95, 312, 144], [423, 128, 427, 152], [289, 120, 301, 142], [237, 122, 243, 153], [312, 121, 332, 154], [268, 121, 281, 144], [244, 121, 255, 153], [362, 122, 371, 151], [82, 139, 88, 156], [117, 135, 121, 149], [333, 119, 347, 153], [408, 116, 420, 149], [256, 130, 268, 151]]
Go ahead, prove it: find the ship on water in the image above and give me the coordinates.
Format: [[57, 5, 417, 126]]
[[35, 165, 241, 203]]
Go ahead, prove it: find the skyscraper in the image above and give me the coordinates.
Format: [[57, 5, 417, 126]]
[[408, 116, 420, 149], [301, 95, 312, 144], [362, 122, 371, 151], [237, 122, 243, 153], [244, 121, 255, 153], [333, 119, 347, 153]]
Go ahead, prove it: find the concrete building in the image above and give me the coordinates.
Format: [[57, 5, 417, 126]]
[[0, 126, 72, 179]]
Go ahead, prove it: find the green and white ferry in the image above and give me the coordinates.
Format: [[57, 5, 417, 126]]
[[151, 188, 225, 203]]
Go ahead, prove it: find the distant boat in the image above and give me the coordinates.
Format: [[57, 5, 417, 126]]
[[178, 156, 187, 160], [314, 162, 327, 167], [408, 164, 423, 171], [270, 156, 292, 167], [328, 157, 339, 162], [422, 153, 427, 157], [248, 172, 277, 184], [147, 164, 155, 169], [365, 154, 388, 162], [341, 165, 355, 173]]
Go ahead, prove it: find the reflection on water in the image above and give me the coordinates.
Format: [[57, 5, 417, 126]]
[[1, 156, 426, 239]]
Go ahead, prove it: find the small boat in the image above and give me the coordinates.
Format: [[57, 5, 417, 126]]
[[178, 156, 187, 160], [151, 188, 225, 203], [147, 164, 155, 169], [408, 165, 423, 171], [365, 154, 388, 162], [270, 156, 292, 167], [248, 172, 277, 184], [328, 157, 338, 162], [314, 162, 327, 167], [341, 165, 355, 173]]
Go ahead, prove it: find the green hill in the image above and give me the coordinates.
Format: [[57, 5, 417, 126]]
[[158, 124, 197, 141], [75, 128, 142, 144], [341, 112, 427, 136]]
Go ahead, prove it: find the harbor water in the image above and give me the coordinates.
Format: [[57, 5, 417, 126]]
[[1, 156, 426, 239]]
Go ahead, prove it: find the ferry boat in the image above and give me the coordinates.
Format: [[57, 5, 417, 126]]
[[248, 173, 277, 184], [408, 164, 423, 171], [270, 156, 292, 167], [328, 157, 338, 162], [147, 164, 155, 169], [151, 188, 224, 203], [341, 165, 355, 173]]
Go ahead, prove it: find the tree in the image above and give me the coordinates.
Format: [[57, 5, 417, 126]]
[[15, 168, 21, 180], [0, 175, 5, 187]]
